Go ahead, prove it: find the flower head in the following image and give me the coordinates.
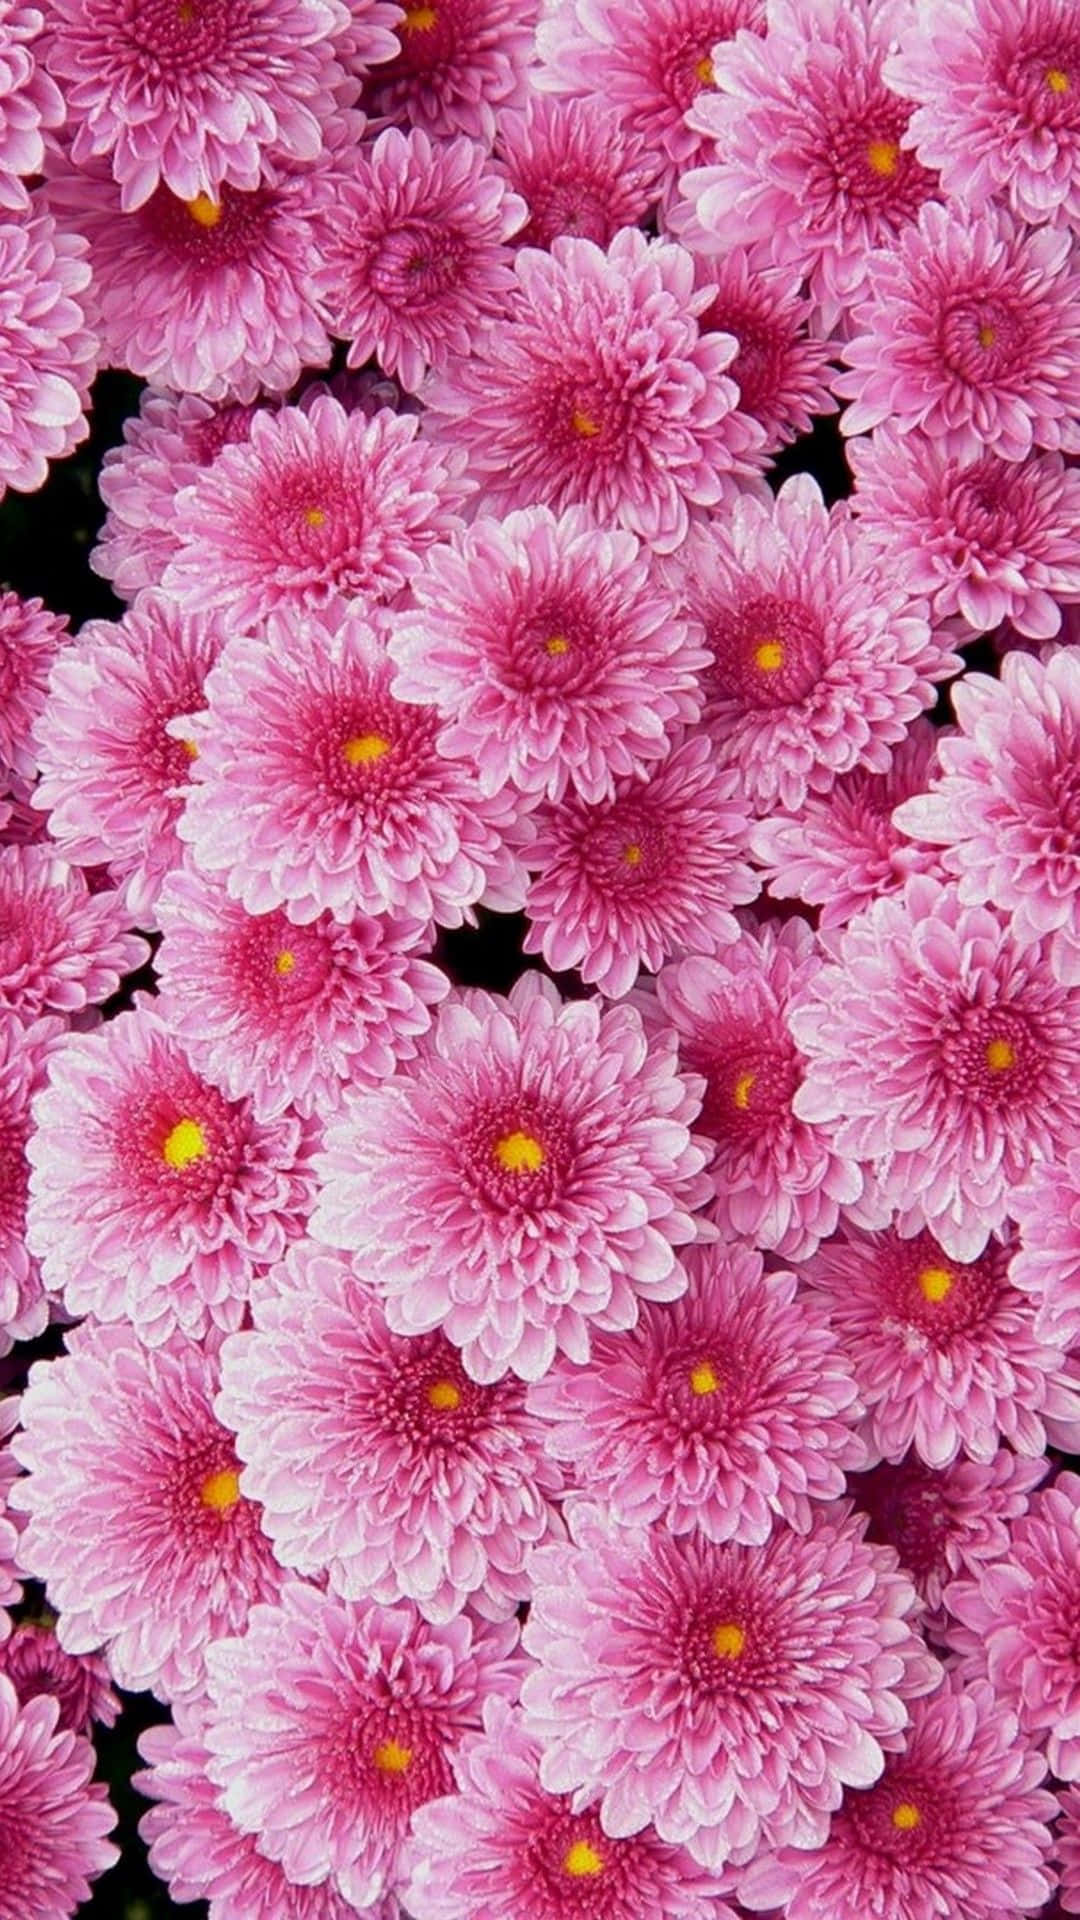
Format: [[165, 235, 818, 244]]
[[0, 1676, 117, 1918], [1060, 1784, 1080, 1916], [0, 204, 96, 499], [0, 1014, 64, 1353], [362, 0, 539, 146], [0, 1622, 119, 1736], [493, 94, 662, 250], [1010, 1149, 1080, 1349], [0, 845, 145, 1024], [0, 0, 64, 211], [0, 1396, 22, 1628], [685, 245, 838, 453], [849, 1448, 1046, 1616], [0, 592, 66, 779]]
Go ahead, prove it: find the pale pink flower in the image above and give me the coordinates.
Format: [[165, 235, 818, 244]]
[[0, 845, 145, 1023], [1010, 1152, 1080, 1349], [493, 94, 662, 250], [0, 203, 96, 499], [0, 1014, 63, 1354], [0, 0, 63, 210], [0, 1676, 117, 1917], [0, 1396, 21, 1629], [362, 0, 539, 146], [0, 590, 66, 781], [0, 1622, 119, 1735], [850, 1448, 1046, 1616]]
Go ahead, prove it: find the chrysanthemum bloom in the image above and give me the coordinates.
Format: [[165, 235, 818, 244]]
[[667, 479, 950, 815], [157, 864, 447, 1120], [0, 0, 63, 211], [26, 1003, 317, 1346], [654, 918, 861, 1257], [0, 1675, 117, 1916], [944, 1474, 1080, 1780], [1060, 1785, 1080, 1915], [522, 733, 757, 998], [320, 128, 524, 395], [361, 0, 539, 146], [31, 590, 226, 927], [528, 1242, 862, 1542], [789, 877, 1080, 1260], [850, 1448, 1046, 1617], [685, 244, 838, 454], [0, 845, 145, 1023], [0, 590, 66, 782], [0, 1622, 119, 1736], [0, 204, 96, 499], [313, 971, 712, 1383], [683, 0, 937, 335], [423, 228, 761, 555], [1010, 1152, 1080, 1349], [893, 652, 1080, 987], [883, 0, 1080, 229], [178, 609, 526, 928], [0, 1396, 21, 1629], [203, 1581, 522, 1910], [748, 719, 943, 929], [164, 394, 469, 623], [492, 94, 662, 251], [522, 1501, 939, 1871], [835, 202, 1080, 462], [406, 1696, 736, 1920], [0, 1014, 63, 1354], [389, 506, 711, 807], [739, 1673, 1056, 1920], [217, 1239, 565, 1620]]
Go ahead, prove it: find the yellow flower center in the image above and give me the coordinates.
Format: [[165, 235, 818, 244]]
[[427, 1379, 461, 1411], [180, 737, 198, 760], [733, 1071, 755, 1110], [373, 1740, 413, 1774], [690, 1361, 720, 1396], [185, 193, 221, 228], [545, 634, 570, 656], [1047, 66, 1069, 92], [162, 1118, 207, 1170], [493, 1130, 545, 1174], [342, 733, 390, 767], [917, 1265, 953, 1304], [563, 1840, 604, 1878], [200, 1468, 241, 1512], [402, 2, 437, 27], [696, 53, 715, 85], [892, 1802, 921, 1831], [623, 842, 643, 867], [274, 950, 296, 976], [866, 138, 899, 177], [303, 506, 326, 529], [712, 1622, 746, 1659], [978, 323, 997, 349], [754, 639, 784, 672], [985, 1037, 1014, 1072], [571, 408, 602, 438]]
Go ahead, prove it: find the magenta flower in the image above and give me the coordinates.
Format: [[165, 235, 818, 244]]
[[0, 1014, 63, 1354], [493, 95, 662, 251], [850, 1448, 1046, 1617], [0, 204, 96, 499], [11, 1322, 284, 1703], [203, 1582, 522, 1910], [789, 877, 1080, 1260], [423, 228, 761, 555], [0, 1622, 119, 1736], [522, 1501, 939, 1871], [0, 590, 66, 781], [0, 0, 63, 211], [0, 1676, 117, 1917], [313, 971, 712, 1383], [362, 0, 539, 145], [1010, 1151, 1080, 1349], [0, 845, 145, 1023], [686, 244, 838, 453]]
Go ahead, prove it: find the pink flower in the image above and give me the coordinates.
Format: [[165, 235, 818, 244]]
[[835, 202, 1080, 462], [362, 0, 539, 146], [0, 203, 96, 499], [0, 1014, 63, 1353], [1010, 1150, 1080, 1348], [849, 1448, 1046, 1616], [739, 1674, 1056, 1920], [0, 590, 66, 781], [312, 971, 712, 1384], [0, 845, 145, 1023], [493, 94, 662, 250], [11, 1322, 284, 1703], [0, 1675, 117, 1917], [26, 1002, 316, 1346], [178, 608, 527, 928], [203, 1581, 522, 1910], [0, 1622, 119, 1736], [522, 1501, 939, 1871], [1060, 1785, 1080, 1915], [423, 228, 761, 555], [685, 244, 838, 453], [321, 126, 524, 394], [789, 877, 1080, 1260], [31, 589, 225, 927], [0, 0, 63, 211], [0, 1396, 22, 1628]]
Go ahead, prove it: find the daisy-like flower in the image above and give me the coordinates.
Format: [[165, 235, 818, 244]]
[[685, 244, 838, 453], [835, 202, 1080, 462], [0, 1396, 21, 1630], [801, 1220, 1080, 1467], [883, 0, 1080, 229], [320, 127, 524, 394], [788, 877, 1080, 1260], [202, 1581, 522, 1910], [0, 1622, 119, 1736], [893, 651, 1080, 986], [390, 506, 711, 806], [0, 590, 66, 781], [0, 203, 96, 499], [362, 0, 539, 146], [1010, 1151, 1080, 1348], [407, 1696, 736, 1920], [178, 608, 527, 928], [0, 0, 64, 211], [313, 970, 712, 1384], [739, 1674, 1055, 1920], [655, 917, 861, 1258], [0, 1014, 63, 1354], [423, 228, 761, 555], [683, 0, 937, 335], [217, 1240, 565, 1621], [671, 479, 951, 816], [26, 1002, 317, 1346], [492, 95, 662, 250], [850, 1448, 1046, 1617], [522, 732, 758, 998], [528, 1242, 863, 1542], [157, 864, 447, 1120], [0, 845, 145, 1023], [164, 394, 469, 624], [522, 1501, 939, 1871], [11, 1323, 284, 1702], [0, 1676, 117, 1917], [32, 590, 226, 927]]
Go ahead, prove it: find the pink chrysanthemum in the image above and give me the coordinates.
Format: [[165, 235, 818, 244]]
[[670, 479, 951, 815], [390, 506, 710, 807], [801, 1220, 1080, 1467], [527, 1242, 862, 1542], [26, 1002, 317, 1346], [850, 1448, 1046, 1617], [203, 1581, 522, 1910], [0, 845, 145, 1023], [883, 0, 1080, 229], [423, 228, 761, 556], [739, 1673, 1055, 1920], [178, 608, 526, 928], [11, 1322, 284, 1703], [157, 863, 447, 1120], [1010, 1152, 1080, 1349], [749, 719, 944, 929], [684, 0, 937, 335], [0, 1622, 119, 1736], [522, 732, 758, 998], [362, 0, 539, 145], [522, 1501, 939, 1871], [0, 1014, 63, 1353], [944, 1473, 1080, 1780], [0, 1396, 21, 1628], [0, 1675, 117, 1916], [1060, 1785, 1080, 1915], [0, 203, 96, 499], [894, 651, 1080, 987], [217, 1239, 564, 1621], [0, 590, 66, 780], [0, 0, 63, 211], [685, 245, 838, 453], [164, 394, 469, 623], [835, 202, 1080, 463], [313, 971, 712, 1383], [789, 877, 1080, 1260], [493, 94, 662, 250], [320, 127, 524, 394], [31, 590, 226, 927], [406, 1696, 736, 1920]]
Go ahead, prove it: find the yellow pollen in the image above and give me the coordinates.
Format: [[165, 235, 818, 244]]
[[185, 192, 221, 228], [690, 1361, 720, 1396], [176, 0, 194, 19], [427, 1379, 461, 1412], [623, 842, 643, 867], [342, 733, 391, 767], [866, 137, 900, 177], [563, 1840, 605, 1879], [733, 1071, 755, 1111], [696, 54, 715, 85], [373, 1740, 413, 1775], [754, 639, 784, 672], [493, 1129, 546, 1174], [985, 1037, 1015, 1072], [303, 506, 326, 528], [545, 634, 570, 656], [892, 1802, 921, 1831], [1047, 66, 1069, 92], [274, 949, 296, 976], [402, 2, 437, 26], [200, 1468, 240, 1512], [571, 408, 602, 438], [162, 1117, 207, 1170], [712, 1622, 746, 1659], [180, 738, 198, 760], [978, 323, 997, 349], [917, 1265, 954, 1304]]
